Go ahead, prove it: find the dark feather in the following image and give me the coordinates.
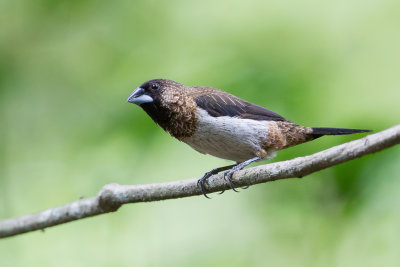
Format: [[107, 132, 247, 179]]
[[194, 93, 286, 122], [311, 127, 371, 138]]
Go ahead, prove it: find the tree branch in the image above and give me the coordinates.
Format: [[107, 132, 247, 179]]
[[1, 125, 399, 238]]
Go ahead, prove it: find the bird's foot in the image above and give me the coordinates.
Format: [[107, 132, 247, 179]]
[[197, 164, 237, 198], [197, 157, 260, 198], [222, 156, 262, 192]]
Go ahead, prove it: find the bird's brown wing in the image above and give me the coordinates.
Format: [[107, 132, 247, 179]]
[[191, 87, 286, 121]]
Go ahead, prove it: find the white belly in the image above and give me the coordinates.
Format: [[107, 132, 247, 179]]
[[181, 108, 274, 162]]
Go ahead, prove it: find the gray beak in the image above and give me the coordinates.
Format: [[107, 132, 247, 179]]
[[127, 87, 154, 105]]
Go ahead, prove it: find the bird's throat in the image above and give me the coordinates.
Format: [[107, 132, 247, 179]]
[[141, 102, 198, 139]]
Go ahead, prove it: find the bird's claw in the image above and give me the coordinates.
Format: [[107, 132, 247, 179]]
[[196, 161, 253, 198], [223, 170, 239, 192], [197, 175, 212, 199]]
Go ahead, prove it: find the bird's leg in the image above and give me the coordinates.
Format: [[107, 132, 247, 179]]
[[224, 156, 261, 191], [197, 164, 237, 198]]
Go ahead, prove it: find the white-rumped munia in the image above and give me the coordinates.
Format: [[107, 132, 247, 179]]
[[127, 79, 370, 198]]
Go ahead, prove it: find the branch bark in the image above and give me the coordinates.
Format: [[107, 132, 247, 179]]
[[1, 124, 399, 238]]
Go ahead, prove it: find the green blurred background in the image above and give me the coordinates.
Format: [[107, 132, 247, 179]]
[[1, 0, 399, 266]]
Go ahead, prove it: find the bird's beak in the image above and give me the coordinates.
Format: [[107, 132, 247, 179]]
[[127, 87, 153, 105]]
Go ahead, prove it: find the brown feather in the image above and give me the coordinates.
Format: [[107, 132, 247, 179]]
[[263, 121, 314, 151], [138, 80, 199, 139]]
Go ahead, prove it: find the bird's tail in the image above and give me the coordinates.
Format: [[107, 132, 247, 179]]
[[311, 127, 371, 138]]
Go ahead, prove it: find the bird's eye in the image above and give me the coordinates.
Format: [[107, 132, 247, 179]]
[[151, 84, 159, 90]]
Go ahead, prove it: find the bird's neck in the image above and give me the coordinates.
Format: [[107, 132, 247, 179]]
[[141, 99, 198, 139]]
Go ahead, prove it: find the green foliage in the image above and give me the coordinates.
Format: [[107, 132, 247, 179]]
[[1, 0, 399, 266]]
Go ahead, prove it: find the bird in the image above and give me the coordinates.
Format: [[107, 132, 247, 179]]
[[127, 79, 370, 198]]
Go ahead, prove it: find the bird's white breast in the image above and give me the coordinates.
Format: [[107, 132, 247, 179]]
[[181, 108, 274, 162]]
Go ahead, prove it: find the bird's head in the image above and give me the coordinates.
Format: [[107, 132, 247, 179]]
[[127, 79, 185, 107], [127, 79, 198, 138]]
